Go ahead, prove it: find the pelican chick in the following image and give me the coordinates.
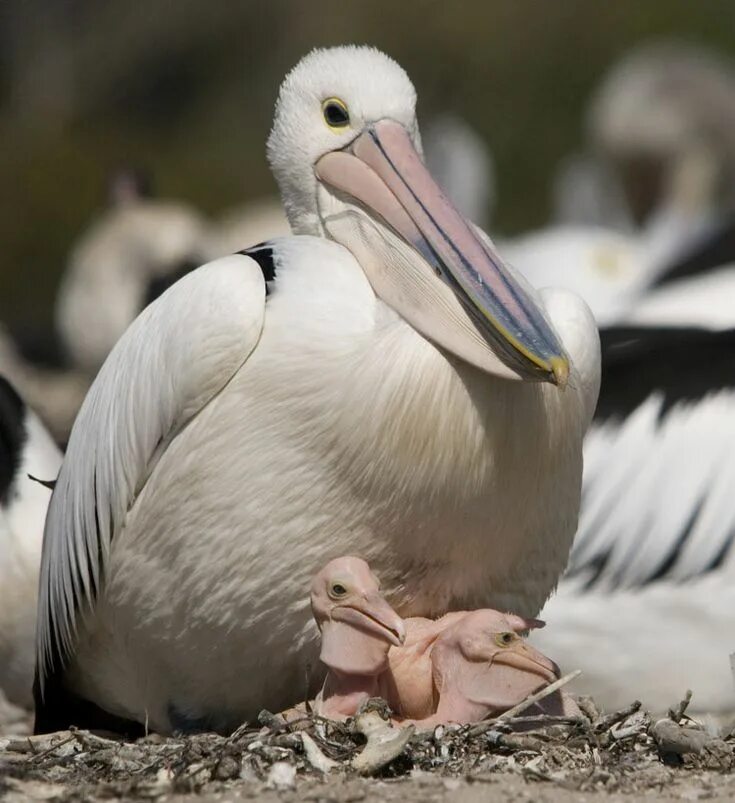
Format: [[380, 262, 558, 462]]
[[309, 557, 577, 728], [310, 557, 405, 720]]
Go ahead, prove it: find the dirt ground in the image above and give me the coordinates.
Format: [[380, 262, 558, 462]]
[[1, 692, 734, 802]]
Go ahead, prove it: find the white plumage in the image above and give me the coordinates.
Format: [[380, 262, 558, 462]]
[[0, 377, 62, 707], [35, 46, 599, 734], [525, 41, 735, 329], [534, 266, 735, 712], [57, 197, 208, 373]]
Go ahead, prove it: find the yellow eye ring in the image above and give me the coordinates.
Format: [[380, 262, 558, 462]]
[[494, 632, 516, 648], [322, 97, 350, 130]]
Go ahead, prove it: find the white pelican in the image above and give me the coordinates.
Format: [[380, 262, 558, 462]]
[[587, 40, 735, 229], [35, 46, 599, 735], [519, 41, 735, 326], [56, 174, 208, 374], [0, 376, 62, 707], [533, 266, 735, 712]]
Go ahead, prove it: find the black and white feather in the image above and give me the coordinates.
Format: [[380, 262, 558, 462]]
[[0, 376, 62, 708], [534, 265, 735, 711]]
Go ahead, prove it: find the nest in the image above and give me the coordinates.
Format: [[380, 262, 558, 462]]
[[1, 689, 733, 801]]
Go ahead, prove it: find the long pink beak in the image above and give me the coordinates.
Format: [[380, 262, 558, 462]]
[[332, 592, 406, 647], [315, 119, 569, 385], [494, 643, 560, 684]]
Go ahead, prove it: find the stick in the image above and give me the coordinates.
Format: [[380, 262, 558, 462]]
[[468, 670, 581, 736], [668, 690, 692, 724], [593, 700, 641, 733], [70, 728, 120, 749], [496, 713, 584, 728], [26, 733, 76, 763]]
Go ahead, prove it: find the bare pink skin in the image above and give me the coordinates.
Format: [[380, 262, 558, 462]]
[[303, 557, 579, 727], [309, 557, 405, 720], [392, 610, 580, 728]]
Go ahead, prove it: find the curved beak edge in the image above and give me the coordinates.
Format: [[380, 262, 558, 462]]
[[315, 119, 569, 385]]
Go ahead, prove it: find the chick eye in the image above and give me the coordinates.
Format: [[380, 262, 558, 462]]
[[322, 97, 350, 129], [495, 632, 516, 648], [330, 582, 348, 598]]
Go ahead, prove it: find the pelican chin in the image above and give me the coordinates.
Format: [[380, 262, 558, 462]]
[[314, 119, 568, 385]]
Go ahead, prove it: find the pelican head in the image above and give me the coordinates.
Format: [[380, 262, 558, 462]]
[[267, 46, 568, 385], [311, 556, 405, 675]]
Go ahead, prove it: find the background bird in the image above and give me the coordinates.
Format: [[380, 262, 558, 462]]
[[509, 41, 735, 328], [534, 264, 735, 712], [56, 169, 209, 375], [0, 376, 62, 708]]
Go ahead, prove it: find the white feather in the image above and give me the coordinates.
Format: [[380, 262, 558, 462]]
[[0, 402, 61, 706], [37, 254, 266, 689], [37, 234, 597, 731]]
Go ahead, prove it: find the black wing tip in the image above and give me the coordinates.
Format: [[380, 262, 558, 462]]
[[596, 325, 735, 422], [653, 216, 735, 289], [238, 242, 277, 289]]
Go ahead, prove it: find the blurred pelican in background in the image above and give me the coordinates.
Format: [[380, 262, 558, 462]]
[[56, 168, 209, 375], [0, 376, 61, 708], [516, 42, 735, 712], [511, 41, 735, 326], [534, 262, 735, 712], [0, 329, 86, 446], [0, 169, 210, 442], [202, 197, 290, 260]]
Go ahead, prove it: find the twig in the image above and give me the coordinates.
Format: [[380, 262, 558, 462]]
[[70, 727, 121, 750], [26, 733, 76, 763], [668, 690, 692, 724], [575, 695, 599, 723], [227, 721, 254, 743], [493, 714, 584, 728], [468, 670, 581, 736], [593, 700, 641, 733]]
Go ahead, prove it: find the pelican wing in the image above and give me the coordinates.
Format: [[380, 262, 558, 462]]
[[36, 252, 269, 689], [571, 323, 735, 589]]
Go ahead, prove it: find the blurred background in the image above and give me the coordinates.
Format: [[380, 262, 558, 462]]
[[2, 0, 735, 334]]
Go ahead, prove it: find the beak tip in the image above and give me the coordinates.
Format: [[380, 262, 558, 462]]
[[394, 623, 407, 646], [550, 356, 570, 388]]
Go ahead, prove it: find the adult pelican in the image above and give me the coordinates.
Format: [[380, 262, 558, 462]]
[[35, 46, 599, 735]]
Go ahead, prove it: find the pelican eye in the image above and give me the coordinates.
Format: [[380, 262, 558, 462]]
[[495, 632, 517, 648], [329, 582, 348, 599], [322, 98, 350, 130]]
